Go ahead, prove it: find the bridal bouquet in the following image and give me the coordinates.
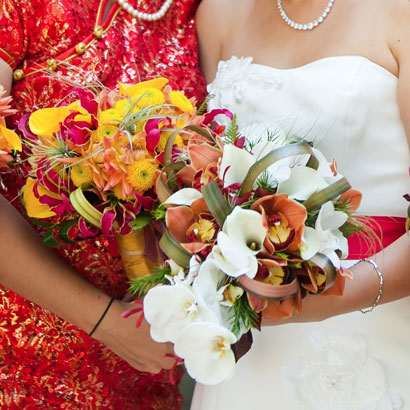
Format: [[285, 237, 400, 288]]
[[19, 77, 200, 277], [18, 76, 363, 385], [130, 111, 363, 385]]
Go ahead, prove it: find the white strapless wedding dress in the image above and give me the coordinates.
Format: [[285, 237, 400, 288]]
[[191, 56, 410, 410]]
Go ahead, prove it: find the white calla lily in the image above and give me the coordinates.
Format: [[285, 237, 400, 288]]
[[211, 207, 266, 278], [219, 144, 254, 187], [163, 188, 202, 206], [277, 166, 329, 201], [174, 322, 237, 385], [144, 283, 218, 343]]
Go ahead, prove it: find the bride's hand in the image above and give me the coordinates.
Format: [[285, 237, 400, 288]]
[[92, 299, 176, 373]]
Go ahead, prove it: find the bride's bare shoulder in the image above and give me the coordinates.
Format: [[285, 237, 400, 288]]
[[196, 0, 254, 82]]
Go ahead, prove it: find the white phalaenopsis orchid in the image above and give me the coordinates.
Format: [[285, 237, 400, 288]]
[[166, 255, 201, 286], [211, 207, 266, 279], [174, 322, 237, 385], [193, 259, 243, 328], [300, 201, 349, 268], [143, 283, 218, 343]]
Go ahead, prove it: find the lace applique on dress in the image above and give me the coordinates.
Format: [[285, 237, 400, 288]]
[[283, 329, 403, 410], [208, 56, 283, 108]]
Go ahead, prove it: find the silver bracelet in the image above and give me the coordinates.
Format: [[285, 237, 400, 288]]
[[358, 258, 384, 314]]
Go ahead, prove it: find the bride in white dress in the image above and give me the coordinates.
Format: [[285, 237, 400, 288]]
[[192, 0, 410, 409]]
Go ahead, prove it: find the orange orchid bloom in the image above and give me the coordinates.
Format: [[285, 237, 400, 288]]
[[251, 193, 307, 254]]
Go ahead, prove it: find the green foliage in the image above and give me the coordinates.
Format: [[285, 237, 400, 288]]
[[256, 171, 276, 192], [128, 267, 171, 298], [339, 220, 363, 238], [151, 205, 166, 221], [305, 208, 320, 228], [230, 293, 260, 337], [129, 213, 151, 230], [225, 114, 240, 145], [197, 94, 214, 116], [274, 252, 289, 260]]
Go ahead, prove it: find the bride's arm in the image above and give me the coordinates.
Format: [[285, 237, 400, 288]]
[[264, 234, 410, 324], [265, 6, 410, 325]]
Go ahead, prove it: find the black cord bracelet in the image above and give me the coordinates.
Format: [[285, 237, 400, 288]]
[[88, 297, 115, 337]]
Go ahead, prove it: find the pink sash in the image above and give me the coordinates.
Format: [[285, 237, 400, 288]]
[[346, 216, 406, 260]]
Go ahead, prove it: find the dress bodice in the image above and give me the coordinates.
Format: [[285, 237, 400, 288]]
[[208, 56, 410, 217]]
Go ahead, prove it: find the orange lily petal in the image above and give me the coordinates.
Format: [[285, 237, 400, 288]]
[[262, 298, 294, 320], [166, 206, 195, 242], [176, 166, 196, 186], [321, 269, 346, 296], [247, 294, 268, 313], [189, 143, 222, 171]]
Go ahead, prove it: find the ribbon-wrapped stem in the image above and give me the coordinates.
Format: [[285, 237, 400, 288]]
[[116, 229, 157, 279]]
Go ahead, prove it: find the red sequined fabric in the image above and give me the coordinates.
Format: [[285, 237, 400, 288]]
[[0, 0, 206, 408]]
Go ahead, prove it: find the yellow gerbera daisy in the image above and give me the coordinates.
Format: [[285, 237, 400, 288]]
[[169, 91, 194, 113], [127, 158, 157, 193], [94, 124, 118, 142], [70, 163, 93, 187], [134, 87, 165, 108], [99, 108, 124, 124], [156, 132, 184, 152], [114, 99, 140, 115]]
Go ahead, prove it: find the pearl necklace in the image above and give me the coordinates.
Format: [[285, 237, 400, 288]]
[[116, 0, 173, 21], [277, 0, 335, 31]]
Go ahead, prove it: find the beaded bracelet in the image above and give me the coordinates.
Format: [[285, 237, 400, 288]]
[[358, 259, 384, 314], [88, 297, 115, 337]]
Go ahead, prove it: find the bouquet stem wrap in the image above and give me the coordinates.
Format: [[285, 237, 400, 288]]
[[116, 230, 156, 279]]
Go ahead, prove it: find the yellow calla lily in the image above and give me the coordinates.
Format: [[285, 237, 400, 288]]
[[74, 113, 93, 124], [118, 77, 169, 99], [66, 100, 89, 115], [23, 178, 61, 219], [0, 120, 22, 151], [169, 91, 194, 113], [29, 106, 71, 136]]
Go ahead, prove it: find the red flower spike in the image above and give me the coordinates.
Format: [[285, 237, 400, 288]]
[[121, 307, 143, 319], [166, 355, 184, 386]]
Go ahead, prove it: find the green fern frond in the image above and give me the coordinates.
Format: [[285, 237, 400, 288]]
[[197, 94, 214, 116], [128, 267, 171, 298], [225, 114, 240, 145]]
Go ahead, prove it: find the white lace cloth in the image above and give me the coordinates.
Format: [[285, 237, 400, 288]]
[[284, 330, 403, 410]]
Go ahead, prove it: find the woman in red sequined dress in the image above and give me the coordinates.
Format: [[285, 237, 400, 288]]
[[0, 0, 206, 408]]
